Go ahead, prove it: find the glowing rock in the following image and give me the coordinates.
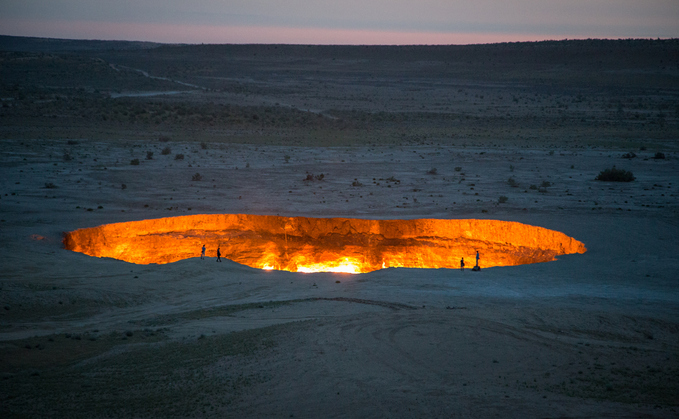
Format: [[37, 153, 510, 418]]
[[63, 214, 586, 273]]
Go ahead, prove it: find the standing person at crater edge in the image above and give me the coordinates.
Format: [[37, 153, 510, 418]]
[[216, 246, 222, 262], [476, 251, 480, 268], [460, 257, 465, 271], [201, 244, 206, 260]]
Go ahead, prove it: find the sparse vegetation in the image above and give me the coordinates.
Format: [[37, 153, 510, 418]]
[[304, 173, 325, 181], [621, 152, 636, 159], [498, 196, 508, 203], [200, 142, 208, 150], [540, 181, 552, 188], [351, 179, 363, 187], [161, 147, 171, 155], [595, 167, 635, 182], [62, 153, 72, 161], [191, 173, 203, 181], [454, 167, 462, 172], [507, 177, 518, 187], [654, 152, 665, 159], [146, 151, 154, 160], [130, 159, 140, 165], [175, 154, 184, 160], [44, 182, 57, 189], [427, 167, 438, 175]]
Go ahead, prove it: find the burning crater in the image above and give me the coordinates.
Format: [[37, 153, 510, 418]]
[[63, 215, 586, 274]]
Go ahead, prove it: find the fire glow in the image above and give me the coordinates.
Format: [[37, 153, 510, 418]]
[[63, 214, 586, 274]]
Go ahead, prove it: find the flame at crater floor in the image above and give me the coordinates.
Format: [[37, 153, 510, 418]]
[[63, 214, 586, 273]]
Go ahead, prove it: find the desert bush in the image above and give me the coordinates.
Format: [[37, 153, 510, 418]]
[[595, 167, 635, 182], [175, 154, 184, 160], [427, 168, 438, 175], [454, 167, 462, 172], [62, 152, 73, 161], [351, 179, 363, 187], [304, 173, 324, 181], [161, 147, 171, 155], [540, 181, 552, 188], [509, 165, 514, 172], [130, 159, 140, 165], [507, 177, 518, 187], [498, 196, 508, 203], [529, 184, 538, 190], [67, 140, 79, 145], [121, 184, 127, 190], [191, 173, 203, 181], [654, 152, 665, 159], [621, 152, 636, 159], [284, 155, 291, 163], [44, 182, 57, 189], [158, 136, 170, 142], [146, 151, 154, 160], [200, 142, 208, 150], [548, 150, 555, 156]]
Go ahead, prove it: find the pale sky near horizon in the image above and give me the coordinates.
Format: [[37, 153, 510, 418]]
[[1, 0, 677, 45]]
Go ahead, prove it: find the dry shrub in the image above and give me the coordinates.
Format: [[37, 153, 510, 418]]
[[595, 167, 635, 182]]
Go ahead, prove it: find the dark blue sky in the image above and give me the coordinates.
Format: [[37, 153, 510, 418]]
[[1, 0, 677, 44]]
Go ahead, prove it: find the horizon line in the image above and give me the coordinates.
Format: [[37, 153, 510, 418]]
[[2, 32, 676, 48], [1, 19, 676, 46]]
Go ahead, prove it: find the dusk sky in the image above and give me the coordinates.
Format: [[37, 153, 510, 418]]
[[1, 0, 677, 45]]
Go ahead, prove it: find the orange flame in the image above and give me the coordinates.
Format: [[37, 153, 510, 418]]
[[63, 214, 586, 273]]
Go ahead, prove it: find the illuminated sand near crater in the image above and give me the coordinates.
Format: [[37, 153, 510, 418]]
[[63, 214, 586, 273]]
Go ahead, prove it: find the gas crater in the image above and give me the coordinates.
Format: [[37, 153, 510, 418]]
[[63, 214, 586, 273]]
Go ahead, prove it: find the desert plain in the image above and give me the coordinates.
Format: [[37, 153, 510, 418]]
[[1, 37, 679, 417]]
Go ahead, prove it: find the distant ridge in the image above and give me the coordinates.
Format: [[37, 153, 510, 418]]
[[0, 35, 163, 53], [1, 34, 677, 55]]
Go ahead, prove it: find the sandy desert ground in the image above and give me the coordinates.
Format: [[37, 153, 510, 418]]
[[1, 37, 679, 418]]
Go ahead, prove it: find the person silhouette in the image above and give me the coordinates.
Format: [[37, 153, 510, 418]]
[[472, 251, 481, 271], [216, 246, 221, 262], [201, 244, 206, 260], [460, 257, 465, 271]]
